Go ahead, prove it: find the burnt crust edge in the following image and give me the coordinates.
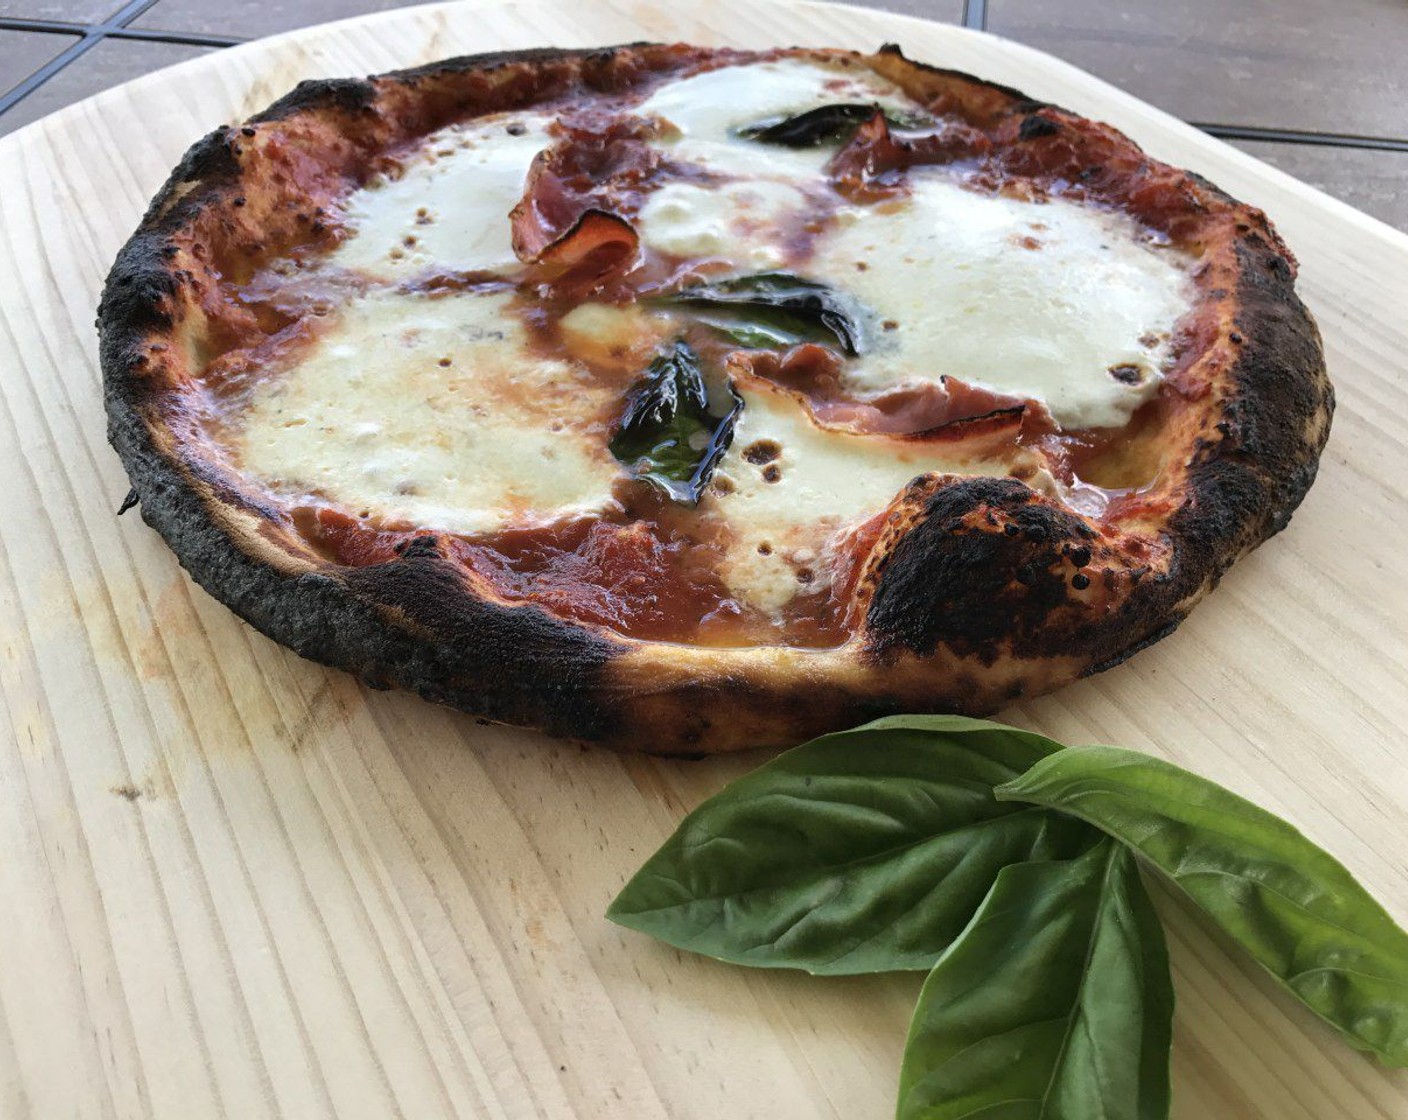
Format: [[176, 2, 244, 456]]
[[861, 237, 1332, 670], [100, 45, 650, 743], [98, 42, 1333, 754]]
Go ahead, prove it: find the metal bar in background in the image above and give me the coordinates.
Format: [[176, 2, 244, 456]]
[[0, 0, 167, 118], [0, 16, 240, 46], [0, 17, 89, 34], [0, 33, 95, 117], [2, 3, 1407, 160], [1196, 122, 1408, 154], [102, 26, 243, 47]]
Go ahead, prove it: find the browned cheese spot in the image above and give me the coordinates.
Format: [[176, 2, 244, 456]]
[[744, 439, 782, 465]]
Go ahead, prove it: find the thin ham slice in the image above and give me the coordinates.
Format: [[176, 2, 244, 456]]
[[827, 110, 992, 201], [509, 113, 660, 296]]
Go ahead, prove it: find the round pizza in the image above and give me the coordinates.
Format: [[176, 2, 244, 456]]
[[99, 43, 1332, 753]]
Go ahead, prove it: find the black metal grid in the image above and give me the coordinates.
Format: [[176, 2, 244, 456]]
[[0, 1, 1404, 157], [0, 3, 242, 117]]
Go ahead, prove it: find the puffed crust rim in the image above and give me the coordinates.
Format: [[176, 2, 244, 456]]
[[98, 42, 1333, 754]]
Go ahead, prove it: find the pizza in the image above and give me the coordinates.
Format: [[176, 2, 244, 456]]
[[98, 43, 1332, 754]]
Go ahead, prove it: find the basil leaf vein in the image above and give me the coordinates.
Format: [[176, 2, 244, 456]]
[[897, 839, 1173, 1120], [607, 716, 1099, 975], [996, 745, 1408, 1067]]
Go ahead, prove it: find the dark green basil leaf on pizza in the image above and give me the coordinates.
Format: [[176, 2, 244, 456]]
[[997, 746, 1408, 1067], [607, 715, 1099, 975], [609, 340, 743, 505], [735, 103, 933, 146], [685, 307, 816, 350], [664, 271, 867, 356], [898, 839, 1174, 1120]]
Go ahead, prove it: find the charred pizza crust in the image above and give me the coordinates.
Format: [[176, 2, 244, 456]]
[[99, 43, 1332, 754]]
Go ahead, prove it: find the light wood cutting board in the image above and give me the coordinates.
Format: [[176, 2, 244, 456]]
[[1, 1, 1406, 1116]]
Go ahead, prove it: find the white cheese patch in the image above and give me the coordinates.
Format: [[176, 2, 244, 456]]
[[637, 179, 811, 270], [809, 177, 1194, 429], [635, 58, 923, 179], [705, 381, 1003, 613], [330, 112, 552, 280], [236, 56, 1203, 631], [558, 301, 674, 368], [234, 288, 623, 534]]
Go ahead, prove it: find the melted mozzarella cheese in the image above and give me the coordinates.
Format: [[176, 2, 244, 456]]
[[236, 57, 1203, 633], [558, 301, 674, 369], [809, 177, 1193, 429], [705, 382, 1005, 612], [635, 58, 922, 179], [637, 179, 811, 270], [235, 289, 623, 534], [330, 113, 551, 280]]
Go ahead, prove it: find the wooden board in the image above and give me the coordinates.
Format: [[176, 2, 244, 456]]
[[1, 1, 1406, 1115]]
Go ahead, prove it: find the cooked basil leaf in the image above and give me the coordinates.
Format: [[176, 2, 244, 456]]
[[607, 715, 1099, 975], [735, 103, 933, 147], [609, 341, 743, 504], [665, 272, 867, 356], [735, 103, 878, 146], [687, 308, 814, 350], [997, 745, 1408, 1067], [898, 839, 1173, 1120]]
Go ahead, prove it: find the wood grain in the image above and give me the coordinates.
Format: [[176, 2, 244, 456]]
[[1, 1, 1406, 1116]]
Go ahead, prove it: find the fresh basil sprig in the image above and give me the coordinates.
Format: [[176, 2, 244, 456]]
[[608, 340, 742, 504], [608, 715, 1408, 1120], [898, 839, 1172, 1120], [608, 716, 1098, 974], [660, 272, 867, 356], [998, 746, 1408, 1066]]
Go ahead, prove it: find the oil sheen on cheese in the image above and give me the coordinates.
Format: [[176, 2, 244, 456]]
[[636, 179, 814, 271], [706, 381, 1003, 613], [330, 113, 551, 280], [634, 58, 919, 179], [235, 289, 623, 534], [810, 180, 1192, 429], [228, 56, 1200, 634]]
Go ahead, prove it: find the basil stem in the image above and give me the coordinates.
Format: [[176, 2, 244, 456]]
[[898, 839, 1173, 1120], [607, 716, 1099, 974], [997, 746, 1408, 1067], [608, 341, 743, 505]]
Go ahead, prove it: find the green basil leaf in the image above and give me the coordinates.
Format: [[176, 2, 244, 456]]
[[735, 103, 933, 147], [996, 745, 1408, 1067], [898, 839, 1173, 1120], [664, 272, 867, 356], [687, 307, 814, 350], [607, 715, 1099, 975], [608, 340, 743, 504]]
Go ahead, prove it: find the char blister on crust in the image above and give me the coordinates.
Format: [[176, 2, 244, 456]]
[[97, 42, 1334, 754]]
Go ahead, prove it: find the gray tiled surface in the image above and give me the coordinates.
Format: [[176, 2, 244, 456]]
[[0, 27, 68, 91], [133, 0, 427, 38], [131, 0, 964, 39], [988, 0, 1408, 138], [0, 0, 123, 19], [819, 0, 964, 23], [0, 0, 1404, 233], [0, 36, 211, 135], [1230, 140, 1408, 234]]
